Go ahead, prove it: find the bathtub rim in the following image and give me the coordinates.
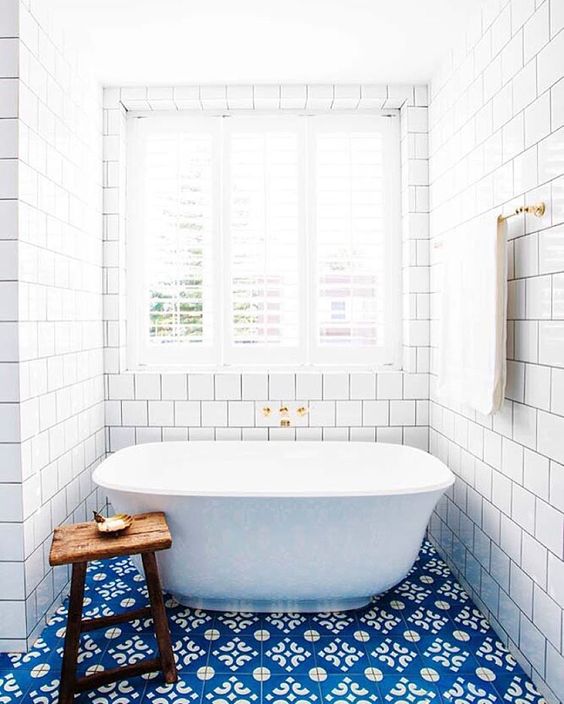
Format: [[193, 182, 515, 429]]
[[94, 440, 454, 498]]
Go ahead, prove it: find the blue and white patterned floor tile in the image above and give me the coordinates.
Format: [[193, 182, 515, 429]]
[[320, 674, 381, 703], [378, 675, 439, 703], [358, 606, 402, 636], [368, 631, 422, 677], [405, 606, 450, 637], [0, 542, 548, 703], [205, 673, 260, 703], [419, 635, 480, 678], [144, 675, 201, 703], [438, 675, 499, 703], [263, 675, 319, 703], [168, 607, 214, 635], [208, 635, 261, 674], [316, 636, 369, 675], [171, 633, 210, 672], [311, 612, 358, 637], [263, 637, 315, 675], [494, 674, 547, 703], [263, 613, 309, 637], [215, 612, 261, 635]]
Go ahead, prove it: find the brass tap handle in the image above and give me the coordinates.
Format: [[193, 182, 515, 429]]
[[296, 406, 309, 417], [261, 406, 272, 417], [279, 406, 289, 416]]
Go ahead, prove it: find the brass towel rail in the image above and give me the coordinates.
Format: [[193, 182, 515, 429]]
[[497, 201, 546, 222], [433, 201, 546, 249]]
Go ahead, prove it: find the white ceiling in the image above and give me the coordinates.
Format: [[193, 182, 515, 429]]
[[48, 0, 479, 86]]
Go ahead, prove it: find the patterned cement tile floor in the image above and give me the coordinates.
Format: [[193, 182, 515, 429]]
[[0, 541, 547, 703]]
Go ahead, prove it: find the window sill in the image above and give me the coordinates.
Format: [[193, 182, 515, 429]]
[[126, 363, 403, 374]]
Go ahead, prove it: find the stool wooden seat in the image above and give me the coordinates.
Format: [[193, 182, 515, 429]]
[[49, 512, 177, 704]]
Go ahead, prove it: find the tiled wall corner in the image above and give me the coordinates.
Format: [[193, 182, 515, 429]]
[[428, 1, 564, 702], [102, 89, 127, 377], [0, 0, 23, 652], [400, 87, 431, 376], [0, 0, 105, 652]]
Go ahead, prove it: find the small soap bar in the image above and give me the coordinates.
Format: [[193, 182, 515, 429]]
[[94, 512, 133, 534]]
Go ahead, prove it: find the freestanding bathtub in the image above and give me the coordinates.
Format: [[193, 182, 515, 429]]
[[93, 441, 453, 612]]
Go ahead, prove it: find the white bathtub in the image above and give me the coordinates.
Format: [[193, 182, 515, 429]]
[[93, 441, 453, 612]]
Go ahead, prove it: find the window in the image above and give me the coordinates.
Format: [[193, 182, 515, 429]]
[[127, 112, 400, 368]]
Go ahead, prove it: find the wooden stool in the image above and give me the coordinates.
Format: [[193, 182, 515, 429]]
[[49, 511, 178, 704]]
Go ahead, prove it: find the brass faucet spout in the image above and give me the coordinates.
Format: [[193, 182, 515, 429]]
[[260, 405, 309, 427]]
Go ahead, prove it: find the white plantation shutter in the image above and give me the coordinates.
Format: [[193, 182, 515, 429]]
[[224, 117, 305, 363], [309, 115, 399, 365], [127, 112, 400, 368], [127, 115, 221, 366], [146, 132, 214, 343]]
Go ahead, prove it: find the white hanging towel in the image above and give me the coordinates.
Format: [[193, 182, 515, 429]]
[[437, 214, 507, 415]]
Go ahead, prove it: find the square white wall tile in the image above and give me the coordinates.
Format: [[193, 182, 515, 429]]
[[201, 401, 227, 427], [242, 374, 268, 400], [377, 373, 403, 399], [215, 374, 241, 400], [174, 401, 201, 427], [323, 373, 349, 399], [335, 400, 362, 426], [121, 400, 147, 426], [135, 374, 161, 400], [228, 401, 254, 427], [296, 373, 322, 400], [308, 401, 335, 427], [161, 374, 187, 400], [349, 373, 376, 399], [148, 401, 174, 427], [363, 400, 389, 426], [188, 374, 214, 400], [269, 374, 295, 400]]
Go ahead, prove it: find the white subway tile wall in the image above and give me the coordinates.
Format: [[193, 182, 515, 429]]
[[105, 372, 430, 447], [429, 0, 564, 701], [102, 84, 431, 448], [0, 0, 104, 651], [4, 10, 562, 704]]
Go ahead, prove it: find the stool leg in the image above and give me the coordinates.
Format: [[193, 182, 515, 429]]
[[59, 561, 87, 704], [142, 552, 177, 684]]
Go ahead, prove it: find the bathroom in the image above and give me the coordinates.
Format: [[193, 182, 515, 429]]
[[1, 0, 564, 701]]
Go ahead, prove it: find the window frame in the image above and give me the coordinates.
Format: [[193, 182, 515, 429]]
[[126, 110, 402, 371]]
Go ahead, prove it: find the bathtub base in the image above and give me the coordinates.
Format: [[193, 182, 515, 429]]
[[172, 593, 372, 613]]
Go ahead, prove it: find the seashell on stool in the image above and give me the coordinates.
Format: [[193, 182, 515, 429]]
[[93, 510, 133, 534]]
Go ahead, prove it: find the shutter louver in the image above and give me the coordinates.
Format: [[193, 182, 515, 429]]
[[227, 126, 301, 349], [314, 130, 385, 349], [145, 130, 215, 346]]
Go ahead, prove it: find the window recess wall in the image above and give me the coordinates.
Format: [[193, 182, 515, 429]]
[[103, 84, 430, 448]]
